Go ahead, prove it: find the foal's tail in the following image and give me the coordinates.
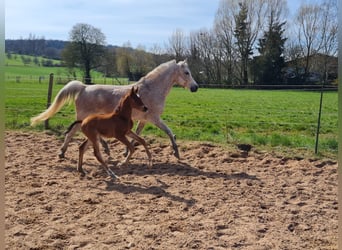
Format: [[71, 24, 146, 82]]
[[31, 80, 86, 126], [64, 120, 82, 135]]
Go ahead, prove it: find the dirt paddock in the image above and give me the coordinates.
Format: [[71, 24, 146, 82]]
[[5, 131, 338, 249]]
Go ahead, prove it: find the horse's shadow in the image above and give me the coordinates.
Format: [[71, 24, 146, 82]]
[[104, 160, 259, 207], [112, 160, 259, 182], [104, 178, 196, 208], [58, 158, 259, 207]]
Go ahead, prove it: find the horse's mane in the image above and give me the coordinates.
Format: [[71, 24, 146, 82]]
[[141, 59, 177, 82]]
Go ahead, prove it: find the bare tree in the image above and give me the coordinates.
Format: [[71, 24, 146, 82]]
[[295, 3, 323, 78], [62, 23, 106, 84], [215, 0, 267, 85], [318, 0, 337, 83], [214, 1, 237, 84], [167, 29, 188, 61]]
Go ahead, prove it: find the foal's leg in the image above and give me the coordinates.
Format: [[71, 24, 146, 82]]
[[100, 137, 111, 156], [60, 121, 81, 158], [124, 120, 146, 156], [78, 139, 91, 175], [126, 130, 152, 168], [116, 135, 135, 167], [153, 118, 180, 159], [92, 139, 118, 179]]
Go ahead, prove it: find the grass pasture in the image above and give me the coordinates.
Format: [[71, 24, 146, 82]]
[[4, 54, 338, 157], [5, 80, 338, 158]]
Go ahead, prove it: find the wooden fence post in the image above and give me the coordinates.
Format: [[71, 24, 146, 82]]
[[44, 73, 54, 129]]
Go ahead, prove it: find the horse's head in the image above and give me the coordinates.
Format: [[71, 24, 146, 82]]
[[176, 59, 199, 92], [129, 86, 148, 112]]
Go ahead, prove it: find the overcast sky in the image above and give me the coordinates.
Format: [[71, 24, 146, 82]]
[[5, 0, 302, 50]]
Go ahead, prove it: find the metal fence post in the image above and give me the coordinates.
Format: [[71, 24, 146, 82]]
[[44, 73, 54, 129], [314, 83, 324, 154]]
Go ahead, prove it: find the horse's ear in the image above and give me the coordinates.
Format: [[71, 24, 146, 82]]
[[132, 86, 138, 94]]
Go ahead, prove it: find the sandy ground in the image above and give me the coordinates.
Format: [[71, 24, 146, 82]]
[[5, 131, 338, 249]]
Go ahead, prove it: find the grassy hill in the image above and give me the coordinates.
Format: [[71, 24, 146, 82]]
[[5, 54, 127, 84]]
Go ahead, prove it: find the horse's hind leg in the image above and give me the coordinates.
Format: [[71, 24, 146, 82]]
[[126, 130, 152, 168], [60, 121, 81, 158], [153, 118, 180, 159]]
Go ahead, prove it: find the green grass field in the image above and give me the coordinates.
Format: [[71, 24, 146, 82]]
[[4, 55, 338, 158], [5, 54, 128, 85]]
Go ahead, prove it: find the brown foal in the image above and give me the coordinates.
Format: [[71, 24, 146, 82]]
[[68, 86, 152, 179]]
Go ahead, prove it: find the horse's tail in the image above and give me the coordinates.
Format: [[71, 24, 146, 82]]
[[64, 120, 82, 135], [31, 80, 86, 126]]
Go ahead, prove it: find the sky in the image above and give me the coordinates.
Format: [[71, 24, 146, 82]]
[[5, 0, 302, 50]]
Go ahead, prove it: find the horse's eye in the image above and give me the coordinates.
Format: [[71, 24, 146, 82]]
[[184, 71, 189, 75]]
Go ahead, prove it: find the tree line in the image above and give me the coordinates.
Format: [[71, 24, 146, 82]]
[[6, 0, 337, 86], [171, 0, 337, 86]]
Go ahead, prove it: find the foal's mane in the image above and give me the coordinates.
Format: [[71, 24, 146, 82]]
[[114, 90, 132, 114]]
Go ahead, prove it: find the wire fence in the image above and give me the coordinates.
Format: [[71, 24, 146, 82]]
[[5, 75, 130, 85]]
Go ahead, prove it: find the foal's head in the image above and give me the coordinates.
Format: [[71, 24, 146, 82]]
[[127, 86, 148, 112]]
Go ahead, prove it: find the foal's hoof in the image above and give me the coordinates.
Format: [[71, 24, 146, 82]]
[[107, 169, 119, 179], [117, 161, 128, 168], [78, 168, 87, 176]]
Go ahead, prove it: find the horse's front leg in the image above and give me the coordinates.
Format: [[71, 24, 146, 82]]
[[153, 118, 179, 159], [60, 121, 81, 158]]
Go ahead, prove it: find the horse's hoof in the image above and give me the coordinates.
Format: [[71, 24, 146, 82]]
[[58, 152, 65, 159], [174, 151, 180, 159]]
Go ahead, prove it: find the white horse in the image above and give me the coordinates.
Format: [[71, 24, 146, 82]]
[[31, 59, 198, 159]]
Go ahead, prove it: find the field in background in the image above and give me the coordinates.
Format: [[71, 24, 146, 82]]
[[5, 54, 128, 85], [5, 80, 338, 158], [5, 54, 338, 157]]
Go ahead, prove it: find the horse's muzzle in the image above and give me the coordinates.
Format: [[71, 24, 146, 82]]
[[143, 106, 148, 112], [190, 84, 198, 92]]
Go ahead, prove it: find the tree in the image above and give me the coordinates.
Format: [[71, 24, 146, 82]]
[[318, 0, 337, 83], [231, 0, 266, 85], [167, 29, 188, 61], [295, 3, 322, 79], [62, 23, 106, 84], [234, 2, 252, 85], [254, 13, 287, 84]]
